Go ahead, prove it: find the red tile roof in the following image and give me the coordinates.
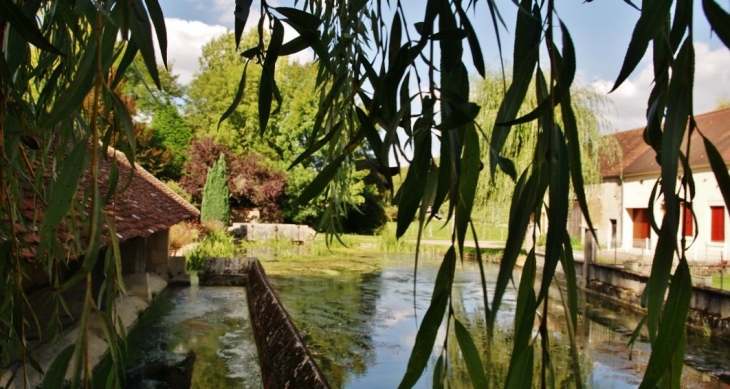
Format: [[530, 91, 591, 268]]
[[18, 146, 199, 260], [601, 107, 730, 178]]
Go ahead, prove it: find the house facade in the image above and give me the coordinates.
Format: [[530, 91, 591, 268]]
[[591, 108, 730, 262]]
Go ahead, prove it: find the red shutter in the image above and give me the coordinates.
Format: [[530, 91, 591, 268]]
[[683, 205, 694, 237], [711, 206, 725, 242]]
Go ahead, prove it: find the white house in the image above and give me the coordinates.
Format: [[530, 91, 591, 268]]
[[592, 107, 730, 262]]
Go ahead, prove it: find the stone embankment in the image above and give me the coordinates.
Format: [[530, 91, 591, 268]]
[[0, 273, 168, 388], [200, 257, 331, 388]]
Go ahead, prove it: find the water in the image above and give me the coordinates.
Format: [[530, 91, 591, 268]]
[[122, 285, 262, 388], [266, 255, 730, 388], [125, 255, 730, 388]]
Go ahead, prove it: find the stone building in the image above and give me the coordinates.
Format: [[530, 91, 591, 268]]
[[589, 107, 730, 262]]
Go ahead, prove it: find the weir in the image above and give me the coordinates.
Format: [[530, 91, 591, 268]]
[[199, 257, 331, 388]]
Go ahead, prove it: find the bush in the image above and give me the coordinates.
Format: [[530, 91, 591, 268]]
[[169, 222, 199, 252], [200, 154, 230, 225], [185, 227, 235, 270]]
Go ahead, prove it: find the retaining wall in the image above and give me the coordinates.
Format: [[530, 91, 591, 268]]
[[201, 257, 330, 388], [578, 261, 730, 338]]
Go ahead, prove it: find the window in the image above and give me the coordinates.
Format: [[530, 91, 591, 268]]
[[631, 208, 650, 248], [711, 206, 725, 242]]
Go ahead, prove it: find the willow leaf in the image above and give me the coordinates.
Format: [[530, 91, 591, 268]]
[[0, 0, 61, 54], [297, 153, 347, 205], [40, 345, 75, 389], [454, 319, 488, 388], [275, 6, 323, 30], [490, 167, 548, 332], [397, 128, 432, 238], [234, 0, 254, 49], [129, 0, 161, 89], [640, 259, 692, 388], [289, 121, 343, 169], [645, 211, 679, 341], [389, 11, 402, 65], [612, 0, 673, 91], [456, 3, 485, 78], [490, 0, 539, 178], [143, 0, 167, 67], [456, 125, 480, 257], [538, 126, 570, 305], [661, 39, 693, 234], [41, 143, 87, 246], [219, 61, 249, 129], [703, 0, 730, 49], [111, 41, 139, 89], [702, 135, 730, 208], [398, 248, 454, 389]]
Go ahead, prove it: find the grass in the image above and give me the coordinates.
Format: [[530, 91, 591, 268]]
[[385, 220, 508, 242], [712, 273, 730, 291]]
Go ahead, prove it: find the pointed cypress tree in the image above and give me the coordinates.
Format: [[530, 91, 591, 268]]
[[200, 154, 230, 225]]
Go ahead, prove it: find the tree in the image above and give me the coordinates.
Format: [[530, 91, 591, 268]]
[[224, 1, 730, 388], [201, 154, 231, 225], [149, 103, 193, 179], [122, 53, 186, 117], [181, 138, 287, 221], [471, 71, 615, 224]]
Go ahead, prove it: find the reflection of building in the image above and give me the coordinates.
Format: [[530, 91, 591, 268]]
[[590, 108, 730, 261]]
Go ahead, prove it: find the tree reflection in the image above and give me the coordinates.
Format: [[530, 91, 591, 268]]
[[268, 272, 381, 388]]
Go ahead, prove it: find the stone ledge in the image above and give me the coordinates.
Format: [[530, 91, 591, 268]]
[[246, 259, 330, 388]]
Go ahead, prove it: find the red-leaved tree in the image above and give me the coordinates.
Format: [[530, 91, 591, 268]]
[[180, 137, 286, 221]]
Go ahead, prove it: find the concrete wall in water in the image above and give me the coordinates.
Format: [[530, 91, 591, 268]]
[[200, 257, 331, 388], [578, 261, 730, 338]]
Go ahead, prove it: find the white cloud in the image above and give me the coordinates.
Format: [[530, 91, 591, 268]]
[[163, 16, 313, 85], [590, 42, 730, 132], [163, 18, 228, 84]]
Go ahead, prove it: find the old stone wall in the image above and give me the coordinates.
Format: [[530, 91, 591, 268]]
[[581, 261, 730, 338], [229, 223, 315, 243], [145, 230, 170, 277], [246, 259, 330, 388]]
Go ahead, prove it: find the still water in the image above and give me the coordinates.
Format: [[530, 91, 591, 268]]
[[266, 255, 730, 388], [125, 255, 730, 388]]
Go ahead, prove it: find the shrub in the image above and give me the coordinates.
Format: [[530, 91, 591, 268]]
[[200, 154, 230, 225], [169, 222, 199, 253], [185, 227, 235, 270]]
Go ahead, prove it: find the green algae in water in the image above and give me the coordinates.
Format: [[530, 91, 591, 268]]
[[119, 286, 262, 389]]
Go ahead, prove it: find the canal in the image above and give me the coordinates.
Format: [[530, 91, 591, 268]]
[[124, 254, 730, 388]]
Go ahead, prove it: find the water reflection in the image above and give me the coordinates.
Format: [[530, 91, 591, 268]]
[[267, 256, 730, 388]]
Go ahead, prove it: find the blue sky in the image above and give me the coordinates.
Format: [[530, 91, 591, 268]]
[[157, 0, 730, 132]]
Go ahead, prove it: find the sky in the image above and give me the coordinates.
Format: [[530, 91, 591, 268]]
[[156, 0, 730, 133]]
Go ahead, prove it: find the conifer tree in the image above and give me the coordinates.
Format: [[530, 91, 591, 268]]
[[200, 154, 230, 225]]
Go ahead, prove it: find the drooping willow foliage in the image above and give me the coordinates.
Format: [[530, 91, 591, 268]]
[[225, 0, 730, 388], [0, 0, 167, 387], [1, 0, 730, 388]]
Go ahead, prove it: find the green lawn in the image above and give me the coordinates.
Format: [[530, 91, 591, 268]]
[[384, 221, 507, 242], [712, 273, 730, 291]]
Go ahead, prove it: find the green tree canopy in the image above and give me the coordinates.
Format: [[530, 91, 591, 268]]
[[149, 102, 193, 179]]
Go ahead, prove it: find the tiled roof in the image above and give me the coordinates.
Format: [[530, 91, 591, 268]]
[[18, 146, 199, 259], [601, 107, 730, 178]]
